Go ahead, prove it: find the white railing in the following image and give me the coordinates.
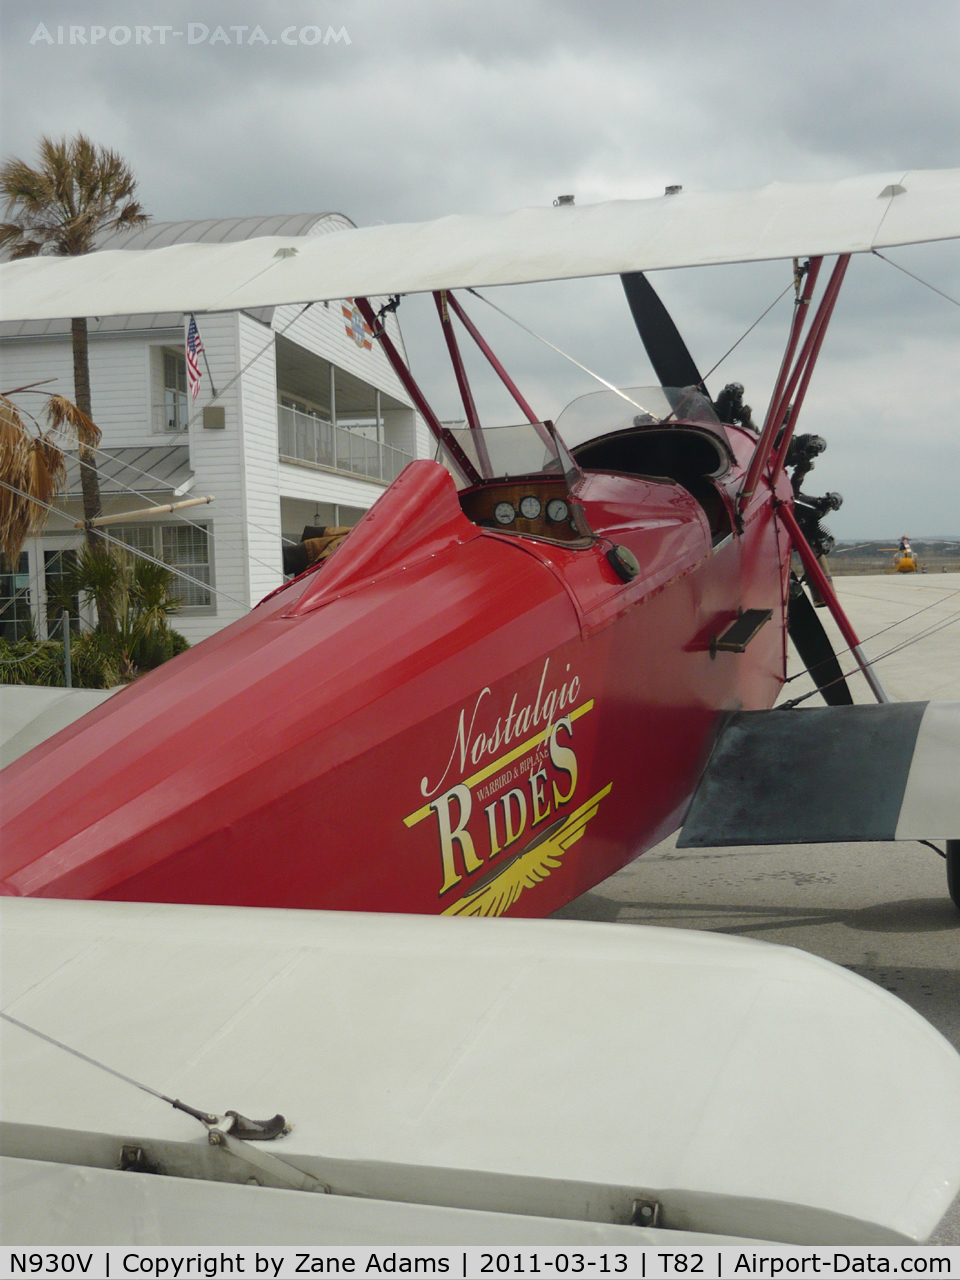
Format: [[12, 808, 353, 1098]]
[[277, 404, 413, 483], [153, 396, 189, 433]]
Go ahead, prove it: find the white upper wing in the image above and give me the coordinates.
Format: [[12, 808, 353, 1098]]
[[2, 167, 958, 321]]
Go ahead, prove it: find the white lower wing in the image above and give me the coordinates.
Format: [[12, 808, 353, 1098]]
[[679, 701, 960, 845], [3, 897, 960, 1244]]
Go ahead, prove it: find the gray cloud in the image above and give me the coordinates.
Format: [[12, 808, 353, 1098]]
[[1, 0, 958, 534]]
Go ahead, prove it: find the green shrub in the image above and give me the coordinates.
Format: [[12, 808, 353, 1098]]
[[0, 633, 122, 688], [130, 627, 190, 671], [1, 543, 193, 688], [0, 627, 194, 688], [72, 631, 125, 687], [0, 638, 62, 686]]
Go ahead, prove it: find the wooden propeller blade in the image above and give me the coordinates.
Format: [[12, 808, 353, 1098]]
[[620, 271, 705, 394], [787, 576, 854, 706]]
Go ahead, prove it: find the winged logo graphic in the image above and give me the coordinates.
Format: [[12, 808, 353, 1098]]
[[442, 783, 612, 918]]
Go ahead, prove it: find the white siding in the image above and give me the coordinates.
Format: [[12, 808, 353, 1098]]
[[0, 329, 184, 446], [184, 311, 250, 627], [1, 267, 431, 646], [235, 312, 282, 604], [277, 460, 389, 509], [0, 338, 75, 406]]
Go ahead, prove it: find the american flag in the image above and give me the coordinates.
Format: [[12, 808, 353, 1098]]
[[186, 315, 205, 401]]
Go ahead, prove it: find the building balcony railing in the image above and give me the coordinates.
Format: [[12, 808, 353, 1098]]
[[153, 396, 189, 433], [278, 403, 413, 484]]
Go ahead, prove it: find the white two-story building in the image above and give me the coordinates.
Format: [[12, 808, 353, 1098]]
[[0, 213, 429, 645]]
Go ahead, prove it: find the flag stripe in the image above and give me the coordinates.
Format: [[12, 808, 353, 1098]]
[[186, 315, 204, 402]]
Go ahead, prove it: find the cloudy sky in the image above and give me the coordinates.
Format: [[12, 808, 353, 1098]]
[[1, 0, 958, 536]]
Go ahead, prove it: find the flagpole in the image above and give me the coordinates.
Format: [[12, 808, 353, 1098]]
[[200, 346, 218, 398]]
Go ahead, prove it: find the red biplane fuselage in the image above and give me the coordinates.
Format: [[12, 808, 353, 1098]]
[[1, 411, 791, 917], [4, 171, 957, 917]]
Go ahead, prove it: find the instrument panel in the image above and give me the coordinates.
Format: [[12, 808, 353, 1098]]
[[460, 481, 589, 544]]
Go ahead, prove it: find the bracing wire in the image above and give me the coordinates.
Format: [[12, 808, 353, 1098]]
[[872, 250, 960, 310], [0, 618, 67, 664], [8, 299, 324, 576], [467, 277, 794, 415], [782, 605, 960, 707], [783, 578, 960, 683], [696, 282, 795, 385], [0, 1011, 217, 1125], [95, 523, 246, 608], [0, 296, 349, 632], [0, 540, 86, 642], [465, 288, 657, 417], [69, 447, 296, 574], [180, 300, 315, 434], [0, 477, 248, 608], [0, 301, 338, 644], [866, 605, 960, 662]]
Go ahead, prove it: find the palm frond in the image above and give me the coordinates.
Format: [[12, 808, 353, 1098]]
[[21, 437, 63, 509], [45, 394, 101, 446], [0, 398, 33, 565], [0, 397, 30, 462], [1, 132, 149, 257], [130, 557, 181, 637], [0, 391, 100, 564], [72, 543, 129, 599]]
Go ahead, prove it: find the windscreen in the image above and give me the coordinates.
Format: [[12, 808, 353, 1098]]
[[554, 386, 723, 453], [439, 421, 580, 490]]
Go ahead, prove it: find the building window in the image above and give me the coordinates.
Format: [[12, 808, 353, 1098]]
[[114, 524, 155, 559], [156, 349, 189, 433], [161, 525, 212, 608], [113, 522, 214, 612], [44, 549, 81, 638], [0, 552, 34, 642]]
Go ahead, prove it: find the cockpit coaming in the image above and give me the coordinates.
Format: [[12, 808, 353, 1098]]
[[440, 419, 594, 547], [445, 387, 736, 553]]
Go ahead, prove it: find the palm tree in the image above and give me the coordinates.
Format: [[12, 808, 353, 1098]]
[[49, 543, 183, 678], [1, 133, 150, 629]]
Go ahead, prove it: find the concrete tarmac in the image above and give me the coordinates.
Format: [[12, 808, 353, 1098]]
[[555, 572, 960, 1242]]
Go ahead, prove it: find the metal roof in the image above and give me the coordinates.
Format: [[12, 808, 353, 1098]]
[[1, 213, 354, 336], [61, 446, 191, 498], [93, 212, 354, 251]]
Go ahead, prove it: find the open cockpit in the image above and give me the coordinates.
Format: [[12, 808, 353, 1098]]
[[448, 387, 736, 548], [555, 387, 735, 545], [282, 387, 739, 579]]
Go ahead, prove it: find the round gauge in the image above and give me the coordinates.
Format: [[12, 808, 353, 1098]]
[[519, 495, 542, 520], [546, 498, 569, 523], [493, 501, 516, 526]]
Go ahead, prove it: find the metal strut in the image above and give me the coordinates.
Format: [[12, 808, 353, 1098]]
[[777, 501, 890, 704], [433, 291, 493, 478], [739, 255, 851, 511], [444, 291, 541, 425], [738, 257, 822, 509], [769, 255, 851, 484], [352, 296, 480, 487], [356, 292, 554, 483]]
